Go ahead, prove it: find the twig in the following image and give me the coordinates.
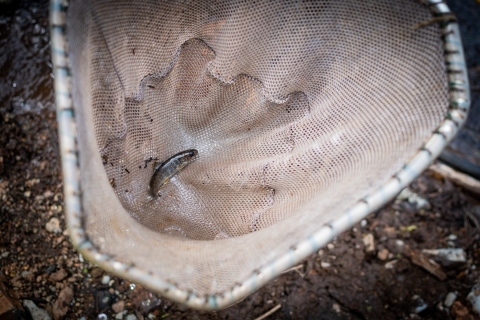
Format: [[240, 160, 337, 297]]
[[281, 264, 305, 278], [428, 162, 480, 196], [404, 245, 446, 281], [413, 14, 457, 29], [254, 304, 281, 320]]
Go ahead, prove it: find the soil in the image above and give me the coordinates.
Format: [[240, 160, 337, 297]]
[[0, 1, 479, 320]]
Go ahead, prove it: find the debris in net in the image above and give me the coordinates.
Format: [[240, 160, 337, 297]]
[[422, 248, 466, 262], [45, 217, 61, 233], [254, 304, 281, 320], [362, 233, 375, 254], [412, 14, 457, 29], [404, 246, 446, 281], [444, 292, 457, 308], [23, 300, 51, 320], [396, 188, 429, 210], [467, 284, 480, 315]]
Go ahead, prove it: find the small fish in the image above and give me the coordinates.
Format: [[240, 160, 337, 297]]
[[148, 149, 198, 197]]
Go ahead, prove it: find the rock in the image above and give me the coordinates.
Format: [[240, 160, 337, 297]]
[[112, 300, 125, 313], [451, 301, 473, 319], [320, 262, 331, 269], [51, 286, 73, 320], [23, 300, 52, 320], [101, 275, 110, 285], [377, 249, 389, 261], [21, 271, 34, 282], [49, 269, 68, 282], [332, 303, 341, 313], [362, 233, 375, 254], [45, 218, 61, 233], [126, 314, 137, 320], [115, 311, 127, 320], [0, 274, 25, 319], [467, 284, 480, 315], [444, 292, 457, 308]]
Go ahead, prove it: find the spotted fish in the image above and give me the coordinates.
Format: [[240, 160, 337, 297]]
[[149, 149, 198, 197]]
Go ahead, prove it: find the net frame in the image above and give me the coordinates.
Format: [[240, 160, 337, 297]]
[[49, 0, 470, 310]]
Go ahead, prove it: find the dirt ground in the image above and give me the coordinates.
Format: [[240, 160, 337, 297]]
[[1, 1, 480, 319]]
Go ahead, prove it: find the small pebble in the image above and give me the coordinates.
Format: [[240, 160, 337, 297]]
[[444, 292, 457, 308], [332, 303, 341, 313], [101, 275, 110, 285], [377, 249, 389, 261], [109, 279, 115, 287], [360, 219, 367, 228], [45, 217, 61, 233], [327, 243, 335, 250], [363, 233, 375, 253], [321, 262, 331, 269], [126, 314, 138, 320]]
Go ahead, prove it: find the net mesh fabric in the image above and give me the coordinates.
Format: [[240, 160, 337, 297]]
[[67, 0, 449, 294]]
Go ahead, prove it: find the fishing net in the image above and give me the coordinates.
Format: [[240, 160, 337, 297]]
[[50, 0, 470, 309]]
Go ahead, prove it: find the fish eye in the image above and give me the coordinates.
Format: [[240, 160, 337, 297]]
[[189, 151, 196, 157]]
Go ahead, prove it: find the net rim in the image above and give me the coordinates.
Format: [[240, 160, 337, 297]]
[[50, 0, 470, 310]]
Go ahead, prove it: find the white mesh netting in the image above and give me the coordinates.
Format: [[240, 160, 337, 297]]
[[65, 0, 450, 296]]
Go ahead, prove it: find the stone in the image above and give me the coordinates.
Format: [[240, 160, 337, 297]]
[[112, 300, 125, 313], [49, 269, 68, 282], [45, 218, 61, 233], [444, 292, 457, 308], [21, 271, 34, 282], [23, 300, 52, 320], [377, 249, 389, 261], [51, 286, 74, 320], [125, 314, 138, 320], [362, 233, 375, 253]]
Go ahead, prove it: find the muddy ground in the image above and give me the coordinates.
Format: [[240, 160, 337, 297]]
[[1, 1, 480, 319]]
